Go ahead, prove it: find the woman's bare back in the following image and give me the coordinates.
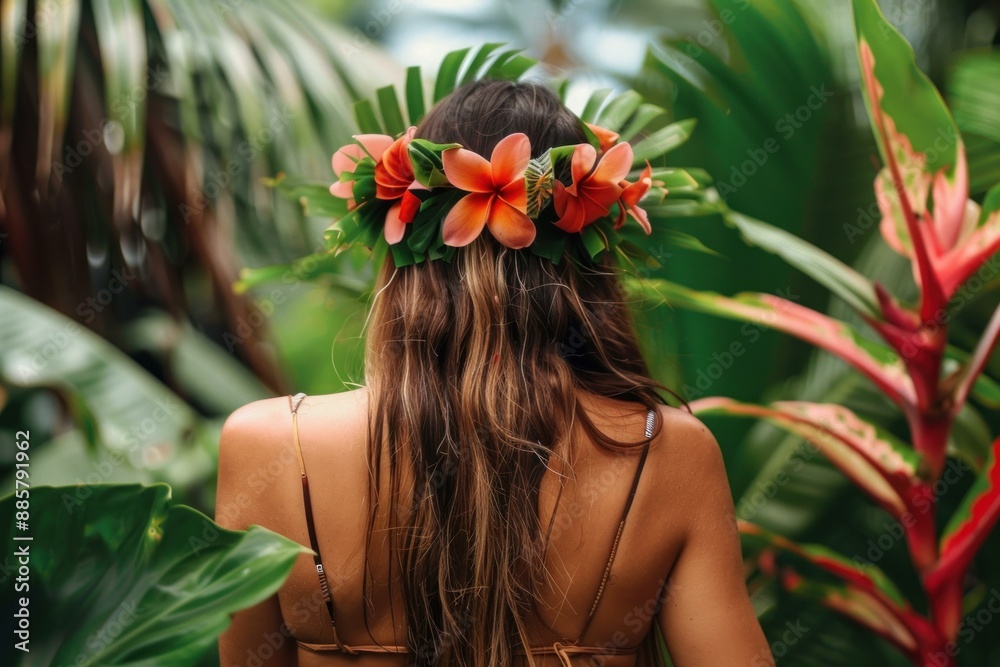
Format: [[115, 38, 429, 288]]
[[216, 387, 772, 666]]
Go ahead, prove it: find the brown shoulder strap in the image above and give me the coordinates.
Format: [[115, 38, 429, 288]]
[[575, 408, 657, 643], [289, 393, 357, 655]]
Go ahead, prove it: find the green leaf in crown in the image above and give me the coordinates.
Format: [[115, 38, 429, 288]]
[[525, 150, 554, 219], [409, 139, 460, 188]]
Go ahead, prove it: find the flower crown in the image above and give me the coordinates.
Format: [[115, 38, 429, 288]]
[[238, 46, 709, 286], [328, 119, 664, 266]]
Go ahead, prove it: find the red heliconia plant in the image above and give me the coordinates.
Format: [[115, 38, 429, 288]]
[[638, 0, 1000, 664]]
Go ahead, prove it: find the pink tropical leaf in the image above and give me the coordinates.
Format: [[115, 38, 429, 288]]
[[741, 521, 941, 660], [936, 186, 1000, 298], [695, 399, 919, 518], [925, 436, 1000, 638], [853, 0, 1000, 311], [948, 303, 1000, 417], [632, 278, 917, 408]]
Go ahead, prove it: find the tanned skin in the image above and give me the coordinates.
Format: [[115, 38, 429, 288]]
[[216, 387, 774, 666]]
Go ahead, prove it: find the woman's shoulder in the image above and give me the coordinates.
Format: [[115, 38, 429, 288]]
[[647, 404, 731, 510], [653, 404, 723, 458], [219, 387, 370, 459]]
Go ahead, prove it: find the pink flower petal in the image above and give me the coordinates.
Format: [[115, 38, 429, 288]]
[[442, 192, 493, 246], [329, 180, 355, 200], [354, 134, 395, 162], [384, 202, 406, 245], [490, 133, 531, 187], [487, 199, 536, 249], [932, 142, 971, 251], [628, 203, 652, 235], [332, 144, 365, 177], [442, 148, 494, 193]]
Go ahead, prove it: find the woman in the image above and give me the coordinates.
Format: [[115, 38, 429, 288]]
[[216, 79, 773, 666]]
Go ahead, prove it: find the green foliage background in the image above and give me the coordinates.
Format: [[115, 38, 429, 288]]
[[1, 0, 999, 664]]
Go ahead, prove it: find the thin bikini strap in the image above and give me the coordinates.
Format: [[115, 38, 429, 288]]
[[575, 407, 656, 643], [289, 393, 357, 655]]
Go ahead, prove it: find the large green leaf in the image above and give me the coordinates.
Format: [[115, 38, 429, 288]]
[[636, 0, 838, 428], [724, 211, 881, 319], [948, 52, 1000, 147], [0, 484, 307, 665], [0, 286, 212, 492], [851, 0, 959, 177], [852, 0, 958, 312]]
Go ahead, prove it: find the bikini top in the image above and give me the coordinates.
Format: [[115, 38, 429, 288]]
[[287, 392, 656, 665]]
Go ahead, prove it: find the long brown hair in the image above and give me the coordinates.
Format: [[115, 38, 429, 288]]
[[361, 78, 683, 666]]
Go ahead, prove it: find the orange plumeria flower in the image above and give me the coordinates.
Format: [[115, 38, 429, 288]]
[[615, 161, 658, 234], [585, 122, 620, 153], [373, 127, 429, 244], [441, 133, 535, 249], [552, 141, 633, 233], [330, 128, 427, 244]]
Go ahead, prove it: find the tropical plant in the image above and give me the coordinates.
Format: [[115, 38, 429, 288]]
[[625, 0, 1000, 663], [0, 0, 396, 406], [0, 483, 307, 666], [0, 0, 401, 512]]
